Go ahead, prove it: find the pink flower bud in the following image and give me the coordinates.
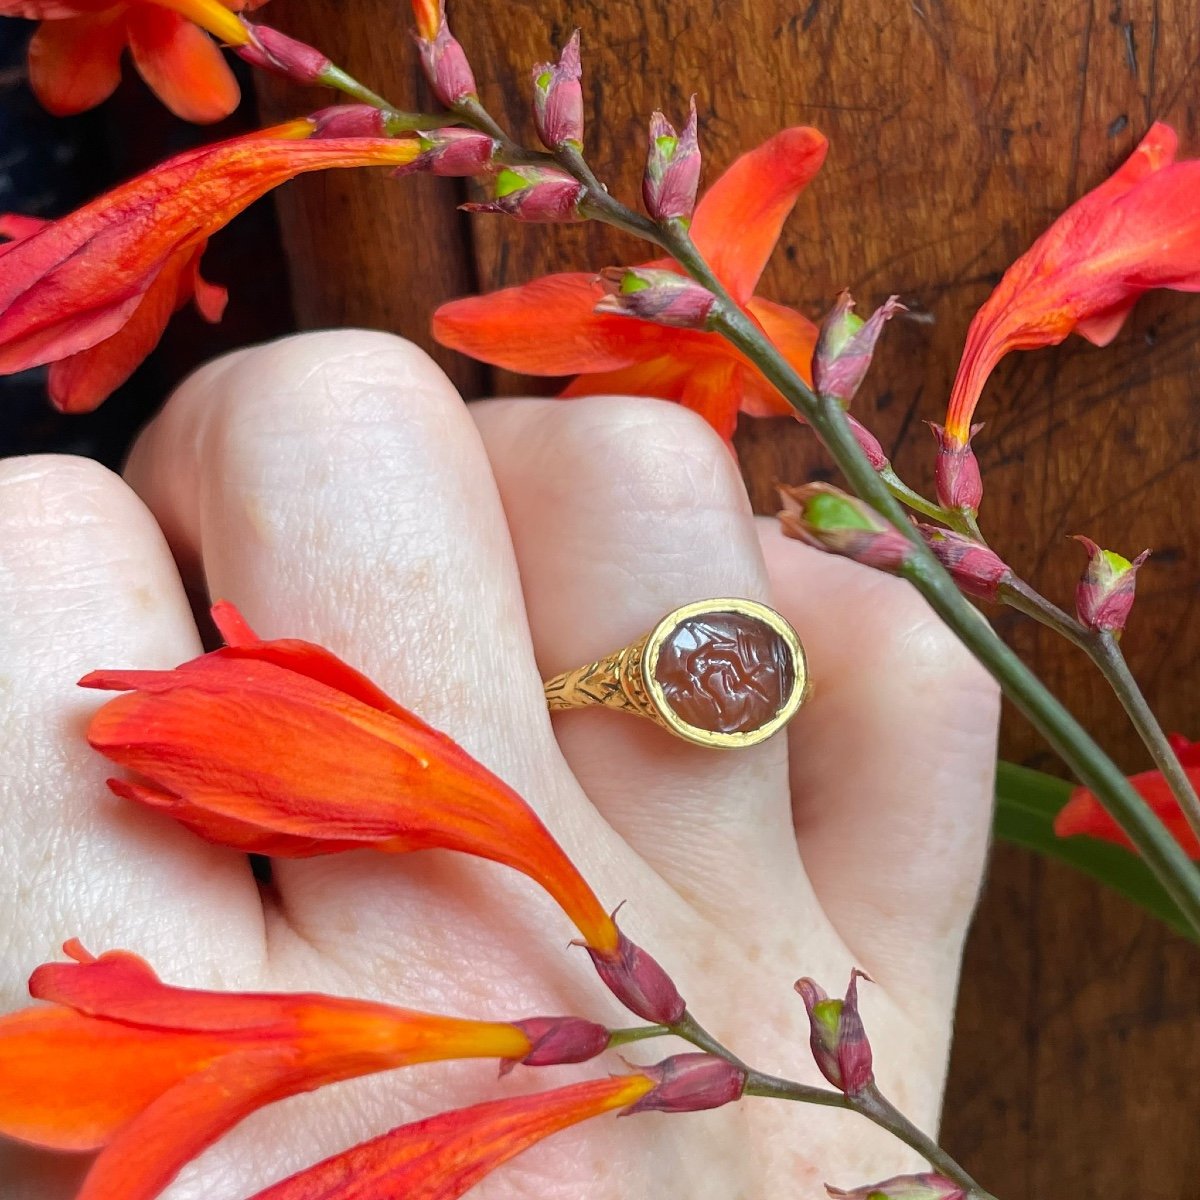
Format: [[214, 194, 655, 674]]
[[795, 969, 874, 1095], [778, 484, 912, 574], [917, 524, 1011, 601], [532, 30, 584, 149], [394, 127, 497, 177], [847, 415, 888, 470], [595, 266, 716, 329], [238, 25, 331, 84], [643, 97, 701, 222], [309, 105, 387, 139], [929, 422, 984, 513], [502, 1017, 610, 1075], [1073, 536, 1150, 635], [463, 166, 587, 222], [623, 1053, 745, 1115], [826, 1173, 965, 1200], [813, 291, 906, 406], [413, 6, 477, 106], [587, 928, 685, 1025]]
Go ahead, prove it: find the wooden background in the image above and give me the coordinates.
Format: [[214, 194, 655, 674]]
[[256, 2, 1200, 1195]]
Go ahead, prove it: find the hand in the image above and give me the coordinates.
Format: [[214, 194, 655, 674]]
[[0, 331, 998, 1200]]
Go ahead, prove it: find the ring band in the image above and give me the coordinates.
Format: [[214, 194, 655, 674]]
[[542, 598, 809, 748]]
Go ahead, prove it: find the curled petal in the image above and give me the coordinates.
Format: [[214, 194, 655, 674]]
[[27, 10, 126, 116]]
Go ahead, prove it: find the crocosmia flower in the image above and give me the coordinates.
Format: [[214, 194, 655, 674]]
[[80, 601, 621, 957], [8, 0, 264, 123], [434, 126, 828, 443], [0, 941, 608, 1200], [0, 118, 418, 412], [245, 1074, 656, 1200], [945, 121, 1200, 445], [1055, 733, 1200, 860]]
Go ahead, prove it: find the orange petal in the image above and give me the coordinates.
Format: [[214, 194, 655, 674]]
[[245, 1075, 655, 1200], [1054, 764, 1200, 860], [677, 358, 740, 444], [690, 127, 828, 305], [0, 214, 53, 245], [76, 1047, 300, 1200], [127, 6, 241, 124], [741, 295, 816, 416], [0, 126, 417, 376], [82, 626, 619, 953], [558, 353, 692, 401], [46, 246, 193, 413], [433, 273, 674, 375], [0, 1006, 225, 1152], [26, 9, 127, 117]]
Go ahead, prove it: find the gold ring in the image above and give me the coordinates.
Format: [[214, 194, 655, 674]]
[[542, 598, 809, 749]]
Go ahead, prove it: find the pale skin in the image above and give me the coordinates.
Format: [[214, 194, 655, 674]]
[[0, 331, 999, 1200]]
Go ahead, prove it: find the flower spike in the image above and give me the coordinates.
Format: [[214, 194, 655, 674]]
[[435, 124, 827, 444], [533, 29, 584, 149], [237, 24, 331, 84], [929, 421, 984, 514], [812, 290, 905, 407], [411, 0, 477, 106], [917, 525, 1012, 602], [0, 943, 611, 1200]]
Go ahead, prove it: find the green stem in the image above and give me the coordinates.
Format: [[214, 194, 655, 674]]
[[1089, 631, 1200, 845], [670, 1010, 749, 1070], [878, 465, 964, 529], [319, 64, 408, 114], [607, 1023, 672, 1048], [1000, 579, 1200, 845], [851, 1086, 997, 1200], [742, 1070, 849, 1110]]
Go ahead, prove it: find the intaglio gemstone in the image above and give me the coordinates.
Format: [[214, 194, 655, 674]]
[[653, 610, 795, 735]]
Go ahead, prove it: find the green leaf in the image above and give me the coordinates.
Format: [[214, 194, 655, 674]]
[[994, 760, 1195, 941]]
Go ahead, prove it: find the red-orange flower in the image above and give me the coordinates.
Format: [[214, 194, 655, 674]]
[[945, 122, 1199, 446], [433, 126, 828, 443], [0, 941, 607, 1200], [1055, 734, 1200, 860], [246, 1074, 655, 1200], [0, 118, 418, 413], [80, 601, 620, 957], [9, 0, 264, 123]]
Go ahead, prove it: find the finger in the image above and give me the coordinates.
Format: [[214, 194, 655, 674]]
[[758, 518, 998, 997], [0, 456, 268, 1196], [124, 333, 675, 986], [471, 396, 826, 932]]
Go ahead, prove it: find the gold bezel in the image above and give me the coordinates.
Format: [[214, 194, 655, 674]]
[[640, 597, 809, 749]]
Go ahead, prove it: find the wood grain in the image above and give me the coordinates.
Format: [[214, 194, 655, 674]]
[[257, 2, 1200, 1195]]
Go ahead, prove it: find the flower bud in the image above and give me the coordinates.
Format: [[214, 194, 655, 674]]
[[795, 969, 874, 1094], [623, 1053, 745, 1115], [394, 128, 497, 177], [812, 291, 905, 406], [929, 422, 983, 513], [533, 30, 584, 149], [1073, 536, 1150, 635], [595, 266, 716, 329], [643, 97, 700, 223], [826, 1173, 965, 1200], [238, 25, 331, 84], [847, 415, 888, 470], [500, 1017, 610, 1075], [308, 105, 388, 139], [917, 524, 1011, 601], [587, 928, 685, 1025], [778, 484, 912, 574], [463, 166, 587, 222], [412, 0, 477, 106]]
